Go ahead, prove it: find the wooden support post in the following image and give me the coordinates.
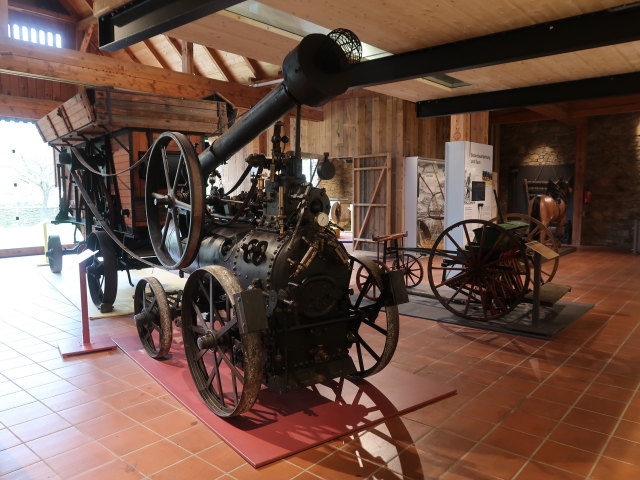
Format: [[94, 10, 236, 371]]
[[79, 23, 95, 52], [572, 120, 587, 245], [258, 132, 268, 154], [0, 0, 8, 39], [181, 40, 194, 75], [450, 112, 489, 143], [491, 124, 501, 197]]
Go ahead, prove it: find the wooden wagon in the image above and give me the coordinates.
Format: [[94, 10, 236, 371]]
[[37, 87, 232, 312]]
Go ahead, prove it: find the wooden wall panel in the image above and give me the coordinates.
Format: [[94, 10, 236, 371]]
[[219, 93, 449, 233], [0, 74, 76, 103]]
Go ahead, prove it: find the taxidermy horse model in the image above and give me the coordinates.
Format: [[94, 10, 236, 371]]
[[529, 178, 571, 243]]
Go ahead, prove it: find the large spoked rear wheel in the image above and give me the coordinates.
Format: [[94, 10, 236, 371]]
[[181, 266, 263, 417], [348, 254, 399, 379], [134, 277, 173, 359], [427, 219, 530, 321], [146, 132, 204, 270], [86, 231, 118, 313]]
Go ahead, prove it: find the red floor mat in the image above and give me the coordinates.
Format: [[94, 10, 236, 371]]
[[113, 333, 456, 467]]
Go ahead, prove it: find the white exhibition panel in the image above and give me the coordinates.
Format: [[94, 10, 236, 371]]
[[405, 156, 419, 248], [444, 141, 495, 249]]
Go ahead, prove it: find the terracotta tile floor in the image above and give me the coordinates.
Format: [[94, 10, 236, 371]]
[[0, 247, 639, 479]]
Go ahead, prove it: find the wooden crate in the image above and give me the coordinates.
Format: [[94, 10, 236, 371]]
[[36, 87, 229, 144]]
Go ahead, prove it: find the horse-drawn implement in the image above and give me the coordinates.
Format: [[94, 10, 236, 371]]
[[38, 87, 231, 312], [362, 211, 563, 322]]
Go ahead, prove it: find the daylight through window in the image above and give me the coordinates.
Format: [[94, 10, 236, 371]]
[[8, 23, 62, 48]]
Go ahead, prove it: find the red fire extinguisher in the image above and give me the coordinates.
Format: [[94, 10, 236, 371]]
[[583, 187, 592, 215]]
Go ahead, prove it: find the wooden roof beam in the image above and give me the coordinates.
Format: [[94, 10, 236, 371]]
[[76, 14, 97, 32], [57, 0, 92, 18], [123, 47, 142, 64], [143, 38, 171, 70], [93, 0, 130, 17], [78, 22, 95, 52], [8, 1, 78, 23], [0, 37, 322, 120], [0, 93, 60, 120], [202, 46, 237, 84], [526, 103, 576, 125], [243, 56, 266, 81]]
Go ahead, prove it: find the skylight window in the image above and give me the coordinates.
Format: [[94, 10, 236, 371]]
[[226, 1, 470, 89], [8, 23, 62, 48]]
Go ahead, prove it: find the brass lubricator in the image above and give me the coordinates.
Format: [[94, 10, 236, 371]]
[[289, 230, 350, 277], [292, 236, 323, 277]]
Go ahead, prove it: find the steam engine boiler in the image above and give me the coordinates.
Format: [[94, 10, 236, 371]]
[[135, 29, 407, 416]]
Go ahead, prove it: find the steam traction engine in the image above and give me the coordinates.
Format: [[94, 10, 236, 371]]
[[135, 30, 408, 416]]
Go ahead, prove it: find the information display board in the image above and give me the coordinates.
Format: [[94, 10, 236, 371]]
[[444, 141, 495, 247]]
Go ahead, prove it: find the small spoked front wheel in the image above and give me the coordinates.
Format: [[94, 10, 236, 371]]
[[134, 277, 173, 359], [392, 253, 424, 288]]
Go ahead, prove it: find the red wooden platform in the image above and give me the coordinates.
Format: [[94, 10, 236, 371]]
[[113, 333, 456, 467]]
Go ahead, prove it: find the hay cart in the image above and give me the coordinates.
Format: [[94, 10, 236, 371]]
[[37, 87, 231, 312]]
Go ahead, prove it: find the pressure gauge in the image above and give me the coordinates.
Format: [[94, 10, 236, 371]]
[[315, 212, 330, 227]]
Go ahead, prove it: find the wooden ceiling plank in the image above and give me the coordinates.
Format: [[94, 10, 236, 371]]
[[143, 38, 172, 70], [0, 37, 322, 120], [261, 0, 632, 55]]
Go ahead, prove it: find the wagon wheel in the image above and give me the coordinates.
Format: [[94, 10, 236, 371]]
[[134, 277, 173, 359], [348, 254, 399, 378], [392, 253, 424, 288], [86, 231, 118, 313], [356, 259, 389, 301], [491, 213, 560, 284], [181, 266, 263, 417], [427, 219, 531, 321], [47, 235, 63, 274], [146, 132, 204, 270]]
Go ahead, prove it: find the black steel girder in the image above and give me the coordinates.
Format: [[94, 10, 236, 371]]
[[347, 2, 640, 88], [99, 0, 243, 51], [415, 71, 640, 118]]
